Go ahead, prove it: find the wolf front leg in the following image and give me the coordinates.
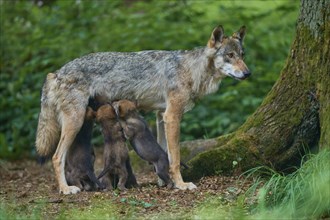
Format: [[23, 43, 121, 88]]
[[164, 92, 197, 190]]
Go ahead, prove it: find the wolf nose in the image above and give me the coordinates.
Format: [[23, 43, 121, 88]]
[[244, 71, 251, 78]]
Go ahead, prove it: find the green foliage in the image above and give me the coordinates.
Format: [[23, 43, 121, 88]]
[[249, 149, 330, 219], [193, 150, 330, 219], [0, 0, 299, 158], [181, 1, 299, 140]]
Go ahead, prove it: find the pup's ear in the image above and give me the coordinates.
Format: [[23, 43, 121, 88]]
[[117, 105, 126, 118], [95, 106, 103, 122], [207, 25, 224, 49], [232, 25, 246, 43], [85, 106, 96, 120]]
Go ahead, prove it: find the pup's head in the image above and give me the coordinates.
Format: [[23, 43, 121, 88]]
[[207, 25, 251, 80], [95, 104, 117, 122], [112, 100, 142, 139], [112, 100, 138, 119]]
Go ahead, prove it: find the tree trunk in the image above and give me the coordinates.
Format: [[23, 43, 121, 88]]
[[182, 0, 330, 180]]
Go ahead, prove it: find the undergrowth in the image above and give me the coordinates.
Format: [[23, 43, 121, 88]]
[[194, 149, 330, 219]]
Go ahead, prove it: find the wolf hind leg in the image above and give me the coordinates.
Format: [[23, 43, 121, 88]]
[[52, 106, 86, 195]]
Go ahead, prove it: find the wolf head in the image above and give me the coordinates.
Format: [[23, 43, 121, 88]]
[[207, 25, 251, 80]]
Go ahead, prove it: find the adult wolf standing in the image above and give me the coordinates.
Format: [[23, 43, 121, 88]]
[[36, 25, 250, 194]]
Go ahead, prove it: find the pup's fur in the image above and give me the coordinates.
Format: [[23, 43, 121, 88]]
[[97, 159, 139, 190], [36, 26, 250, 194], [96, 104, 136, 191], [65, 107, 104, 191], [114, 100, 174, 187]]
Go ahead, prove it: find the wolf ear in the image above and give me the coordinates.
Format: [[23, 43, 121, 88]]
[[208, 25, 224, 49], [233, 25, 246, 42]]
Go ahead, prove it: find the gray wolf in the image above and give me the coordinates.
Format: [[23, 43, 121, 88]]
[[35, 25, 250, 194], [95, 104, 136, 191], [65, 106, 104, 191]]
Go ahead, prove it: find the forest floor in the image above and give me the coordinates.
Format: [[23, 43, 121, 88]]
[[0, 148, 256, 219]]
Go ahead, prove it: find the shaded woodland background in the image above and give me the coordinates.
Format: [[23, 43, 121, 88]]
[[0, 0, 299, 158], [1, 1, 329, 219]]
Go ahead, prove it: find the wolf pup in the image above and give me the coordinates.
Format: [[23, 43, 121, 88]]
[[65, 106, 104, 191], [113, 100, 175, 187], [36, 25, 250, 194], [96, 104, 137, 191]]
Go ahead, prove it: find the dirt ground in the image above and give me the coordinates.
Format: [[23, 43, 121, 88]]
[[0, 148, 254, 219]]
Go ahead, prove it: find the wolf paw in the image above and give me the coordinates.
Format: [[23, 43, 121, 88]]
[[175, 182, 197, 190], [60, 185, 81, 195]]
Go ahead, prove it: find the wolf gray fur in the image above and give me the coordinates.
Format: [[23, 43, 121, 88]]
[[35, 25, 250, 194]]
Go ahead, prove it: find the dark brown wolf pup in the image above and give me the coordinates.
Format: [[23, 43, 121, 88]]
[[96, 104, 137, 190], [65, 107, 104, 191], [114, 100, 174, 188]]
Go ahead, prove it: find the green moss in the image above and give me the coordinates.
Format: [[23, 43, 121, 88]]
[[183, 135, 261, 181], [180, 146, 192, 162], [215, 133, 235, 146]]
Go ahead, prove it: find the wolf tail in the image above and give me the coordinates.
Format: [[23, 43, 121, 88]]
[[35, 73, 61, 158]]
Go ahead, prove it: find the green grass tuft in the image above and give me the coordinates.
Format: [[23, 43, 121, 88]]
[[193, 149, 330, 219], [251, 149, 330, 219]]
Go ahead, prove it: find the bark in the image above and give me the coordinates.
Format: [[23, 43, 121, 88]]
[[182, 0, 330, 181]]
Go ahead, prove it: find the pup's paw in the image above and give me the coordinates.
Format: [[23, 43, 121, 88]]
[[157, 178, 166, 187], [118, 185, 128, 191], [60, 185, 81, 195], [175, 182, 197, 190]]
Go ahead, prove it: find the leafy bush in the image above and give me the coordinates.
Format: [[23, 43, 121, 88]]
[[0, 0, 299, 158]]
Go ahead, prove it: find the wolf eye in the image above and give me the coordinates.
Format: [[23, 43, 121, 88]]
[[227, 53, 234, 58]]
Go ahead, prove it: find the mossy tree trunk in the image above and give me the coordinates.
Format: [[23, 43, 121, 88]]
[[183, 0, 330, 180]]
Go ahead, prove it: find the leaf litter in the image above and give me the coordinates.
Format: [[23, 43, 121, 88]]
[[0, 148, 255, 219]]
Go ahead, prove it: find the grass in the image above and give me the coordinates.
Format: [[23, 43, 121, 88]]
[[251, 149, 330, 219], [194, 149, 330, 219], [0, 202, 43, 220], [61, 198, 133, 220], [0, 196, 131, 220]]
